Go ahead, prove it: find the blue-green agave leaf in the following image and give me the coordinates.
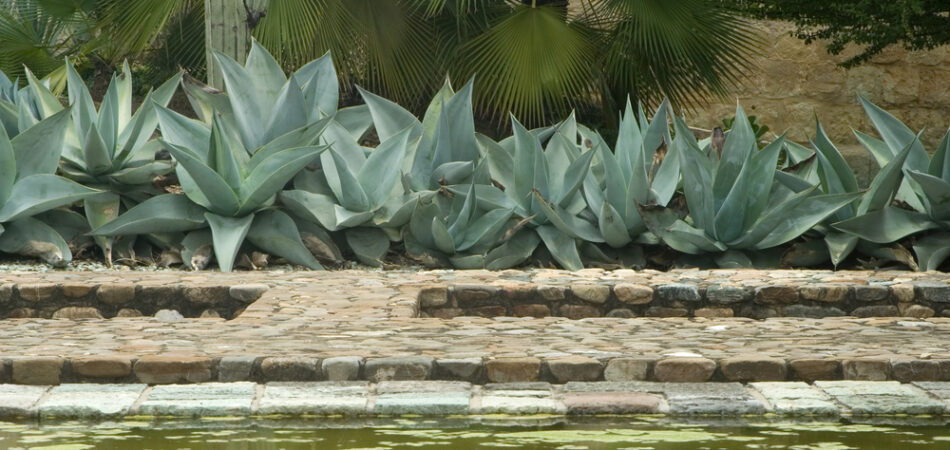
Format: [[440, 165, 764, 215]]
[[246, 209, 323, 270], [90, 194, 207, 236], [0, 174, 99, 223]]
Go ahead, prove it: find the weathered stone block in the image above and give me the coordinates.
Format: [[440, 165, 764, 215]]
[[133, 356, 213, 384], [12, 357, 64, 385], [653, 284, 701, 303], [96, 284, 135, 305], [563, 392, 664, 414], [891, 359, 950, 382], [435, 358, 483, 382], [851, 305, 899, 317], [322, 356, 363, 381], [706, 285, 750, 304], [182, 286, 230, 305], [417, 286, 448, 307], [915, 283, 950, 303], [512, 304, 551, 317], [653, 357, 716, 382], [694, 307, 733, 318], [721, 356, 787, 382], [260, 357, 321, 381], [790, 358, 840, 382], [800, 284, 851, 303], [645, 306, 688, 317], [854, 285, 889, 302], [228, 284, 269, 303], [450, 285, 501, 307], [784, 305, 845, 318], [754, 286, 799, 305], [604, 358, 652, 381], [571, 284, 610, 304], [364, 356, 433, 382], [546, 356, 602, 383], [16, 283, 58, 303], [71, 356, 133, 379], [536, 285, 566, 301], [217, 356, 257, 382], [558, 304, 601, 319], [613, 283, 653, 305], [486, 357, 541, 383], [842, 358, 890, 381]]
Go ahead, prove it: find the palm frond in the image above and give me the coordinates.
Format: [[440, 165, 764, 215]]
[[455, 3, 596, 126]]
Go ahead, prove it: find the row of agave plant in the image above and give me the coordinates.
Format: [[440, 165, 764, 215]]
[[0, 43, 948, 272]]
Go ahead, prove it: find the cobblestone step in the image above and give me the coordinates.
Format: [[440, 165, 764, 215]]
[[1, 381, 949, 419]]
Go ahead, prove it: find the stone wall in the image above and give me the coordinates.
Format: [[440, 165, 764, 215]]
[[683, 22, 950, 184]]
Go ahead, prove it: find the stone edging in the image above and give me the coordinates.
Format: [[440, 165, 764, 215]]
[[2, 381, 949, 419]]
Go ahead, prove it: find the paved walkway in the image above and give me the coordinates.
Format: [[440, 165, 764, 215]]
[[0, 269, 948, 385], [2, 381, 950, 419]]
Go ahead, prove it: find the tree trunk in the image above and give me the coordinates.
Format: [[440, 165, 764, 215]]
[[204, 0, 269, 88]]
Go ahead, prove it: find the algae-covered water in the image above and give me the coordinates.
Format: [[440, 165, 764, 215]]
[[1, 417, 948, 449]]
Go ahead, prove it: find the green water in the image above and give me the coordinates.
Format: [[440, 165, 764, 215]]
[[1, 417, 948, 449]]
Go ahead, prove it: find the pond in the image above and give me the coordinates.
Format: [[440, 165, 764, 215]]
[[1, 417, 948, 449]]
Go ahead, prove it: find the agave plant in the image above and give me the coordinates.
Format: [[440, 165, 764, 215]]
[[30, 60, 183, 265], [473, 114, 600, 270], [403, 180, 523, 269], [279, 123, 414, 266], [578, 99, 679, 267], [360, 79, 489, 193], [183, 40, 369, 150], [640, 105, 860, 268], [832, 97, 950, 270], [0, 108, 100, 265], [92, 115, 329, 272], [778, 119, 919, 269]]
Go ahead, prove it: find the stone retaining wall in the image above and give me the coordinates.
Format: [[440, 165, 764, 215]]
[[0, 282, 267, 319], [419, 281, 946, 320]]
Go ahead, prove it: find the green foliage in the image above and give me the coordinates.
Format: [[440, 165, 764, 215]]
[[0, 42, 948, 272], [725, 0, 950, 68], [639, 104, 860, 267], [0, 106, 100, 265]]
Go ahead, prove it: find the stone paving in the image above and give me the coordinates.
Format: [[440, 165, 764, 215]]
[[0, 269, 949, 385], [0, 381, 949, 418]]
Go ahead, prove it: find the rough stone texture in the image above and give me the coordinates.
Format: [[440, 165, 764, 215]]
[[842, 358, 891, 381], [451, 285, 500, 307], [653, 284, 701, 303], [800, 285, 851, 303], [558, 304, 601, 319], [71, 356, 133, 379], [606, 308, 635, 318], [562, 392, 665, 414], [153, 309, 184, 322], [52, 306, 103, 319], [260, 357, 321, 381], [12, 357, 63, 385], [16, 283, 58, 302], [375, 384, 471, 415], [137, 382, 255, 416], [258, 381, 369, 415], [322, 356, 363, 381], [96, 284, 135, 305], [854, 285, 890, 303], [228, 284, 269, 303], [903, 305, 935, 318], [755, 286, 799, 305], [750, 382, 838, 415], [0, 385, 47, 417], [720, 357, 788, 382], [486, 357, 541, 383], [613, 283, 653, 305], [115, 308, 142, 317], [816, 381, 946, 415], [604, 358, 651, 382], [852, 305, 899, 317], [784, 305, 845, 318], [646, 306, 688, 317], [912, 381, 950, 400], [546, 356, 602, 383], [38, 384, 145, 417], [694, 307, 734, 318], [182, 286, 230, 305], [60, 283, 93, 298], [662, 382, 767, 415], [915, 283, 950, 303], [536, 285, 566, 301], [435, 358, 483, 382], [571, 284, 610, 304], [364, 356, 433, 382], [133, 356, 213, 384], [789, 359, 841, 382], [653, 357, 716, 382], [706, 285, 750, 304], [417, 286, 449, 308], [685, 20, 950, 160], [512, 304, 551, 318], [217, 356, 257, 382], [477, 390, 563, 414], [891, 359, 950, 382]]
